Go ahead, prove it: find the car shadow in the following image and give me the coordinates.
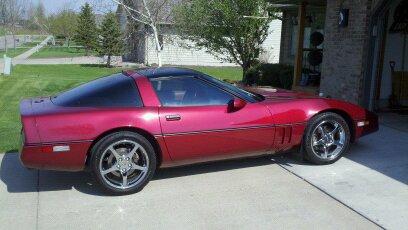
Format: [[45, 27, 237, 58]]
[[272, 126, 408, 185], [1, 152, 284, 196], [344, 127, 408, 185]]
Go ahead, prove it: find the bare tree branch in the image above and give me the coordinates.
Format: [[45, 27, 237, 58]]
[[107, 0, 172, 66], [111, 0, 149, 20]]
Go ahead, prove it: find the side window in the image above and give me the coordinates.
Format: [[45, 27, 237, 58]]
[[151, 76, 234, 106], [52, 74, 143, 107]]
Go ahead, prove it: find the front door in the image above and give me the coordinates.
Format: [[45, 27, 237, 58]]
[[150, 75, 275, 163]]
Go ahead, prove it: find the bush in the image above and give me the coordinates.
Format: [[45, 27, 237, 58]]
[[244, 63, 293, 90]]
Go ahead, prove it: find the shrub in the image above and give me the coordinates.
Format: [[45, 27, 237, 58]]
[[244, 63, 294, 90]]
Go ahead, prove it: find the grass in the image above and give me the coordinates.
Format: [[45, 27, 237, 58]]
[[0, 64, 242, 152], [185, 66, 243, 81], [30, 46, 92, 59], [0, 47, 32, 58], [22, 41, 43, 48], [0, 40, 43, 58]]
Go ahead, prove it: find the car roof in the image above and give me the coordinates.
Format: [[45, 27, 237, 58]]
[[134, 67, 202, 78]]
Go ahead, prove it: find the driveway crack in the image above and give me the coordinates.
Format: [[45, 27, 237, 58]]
[[276, 163, 385, 229]]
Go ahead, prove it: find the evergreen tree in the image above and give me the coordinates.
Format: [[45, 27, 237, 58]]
[[74, 3, 97, 55], [98, 12, 123, 67]]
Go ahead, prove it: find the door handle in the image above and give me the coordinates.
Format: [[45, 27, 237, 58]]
[[165, 114, 181, 121]]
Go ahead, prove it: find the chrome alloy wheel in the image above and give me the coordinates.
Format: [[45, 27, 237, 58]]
[[99, 140, 149, 189], [311, 120, 346, 160]]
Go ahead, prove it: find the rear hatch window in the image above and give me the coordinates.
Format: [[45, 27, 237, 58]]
[[51, 73, 143, 107]]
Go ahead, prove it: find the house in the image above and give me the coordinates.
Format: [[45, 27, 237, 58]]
[[271, 0, 408, 114], [116, 2, 282, 66]]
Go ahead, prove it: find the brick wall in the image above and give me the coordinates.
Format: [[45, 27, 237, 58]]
[[320, 0, 373, 105]]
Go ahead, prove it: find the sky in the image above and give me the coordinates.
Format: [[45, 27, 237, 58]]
[[32, 0, 117, 15]]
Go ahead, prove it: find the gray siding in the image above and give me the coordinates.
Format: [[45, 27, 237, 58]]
[[145, 20, 282, 66]]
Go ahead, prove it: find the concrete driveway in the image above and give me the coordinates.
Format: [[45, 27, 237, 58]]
[[0, 125, 407, 230], [276, 125, 408, 229]]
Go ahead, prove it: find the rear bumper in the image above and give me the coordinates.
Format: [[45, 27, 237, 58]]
[[354, 110, 379, 139], [20, 141, 91, 172]]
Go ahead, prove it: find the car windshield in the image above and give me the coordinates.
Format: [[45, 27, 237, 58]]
[[199, 74, 264, 103]]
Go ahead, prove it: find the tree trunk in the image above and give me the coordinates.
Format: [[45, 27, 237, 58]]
[[107, 55, 111, 68], [242, 63, 252, 85], [12, 33, 16, 51], [151, 25, 162, 67], [4, 35, 7, 53]]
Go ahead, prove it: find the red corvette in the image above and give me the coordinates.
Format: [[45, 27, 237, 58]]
[[19, 67, 378, 194]]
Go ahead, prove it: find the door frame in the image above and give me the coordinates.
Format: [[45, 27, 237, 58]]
[[362, 0, 394, 111]]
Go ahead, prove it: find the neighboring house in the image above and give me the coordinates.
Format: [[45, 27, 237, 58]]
[[116, 3, 282, 66], [272, 0, 408, 112], [94, 14, 105, 27]]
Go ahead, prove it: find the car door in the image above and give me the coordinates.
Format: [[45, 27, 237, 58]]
[[151, 75, 275, 163]]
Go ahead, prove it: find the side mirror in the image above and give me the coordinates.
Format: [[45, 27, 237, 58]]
[[227, 98, 247, 113]]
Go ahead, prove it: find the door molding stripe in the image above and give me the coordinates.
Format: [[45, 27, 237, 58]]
[[160, 122, 306, 137]]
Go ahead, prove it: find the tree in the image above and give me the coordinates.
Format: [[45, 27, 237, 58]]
[[49, 10, 78, 47], [110, 0, 173, 66], [98, 12, 123, 67], [0, 0, 28, 51], [33, 0, 47, 30], [74, 3, 98, 55], [174, 0, 278, 80]]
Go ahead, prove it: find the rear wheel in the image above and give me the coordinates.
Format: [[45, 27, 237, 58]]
[[303, 112, 351, 164], [90, 131, 156, 195]]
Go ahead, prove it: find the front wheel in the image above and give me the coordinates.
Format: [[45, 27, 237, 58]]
[[90, 131, 156, 195], [303, 112, 351, 164]]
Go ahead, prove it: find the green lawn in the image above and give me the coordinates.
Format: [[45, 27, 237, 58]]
[[22, 41, 43, 48], [189, 66, 243, 81], [0, 47, 31, 58], [0, 40, 43, 58], [30, 46, 92, 59], [0, 64, 242, 152]]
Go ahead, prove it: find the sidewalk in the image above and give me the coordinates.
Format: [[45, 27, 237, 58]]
[[1, 35, 52, 74], [1, 35, 140, 69], [15, 56, 139, 67], [13, 36, 53, 64]]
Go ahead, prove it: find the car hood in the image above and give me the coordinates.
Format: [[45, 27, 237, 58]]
[[246, 87, 318, 100]]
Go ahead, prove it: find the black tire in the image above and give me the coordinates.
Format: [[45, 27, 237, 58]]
[[90, 131, 156, 195], [303, 112, 351, 165]]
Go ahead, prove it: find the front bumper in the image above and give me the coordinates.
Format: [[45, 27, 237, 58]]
[[354, 110, 379, 139]]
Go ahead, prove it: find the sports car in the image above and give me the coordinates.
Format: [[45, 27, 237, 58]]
[[19, 67, 378, 194]]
